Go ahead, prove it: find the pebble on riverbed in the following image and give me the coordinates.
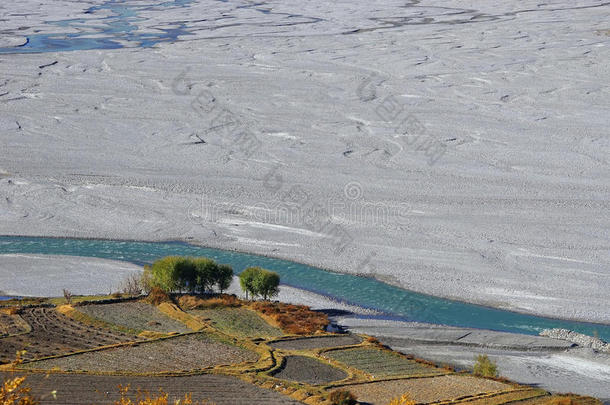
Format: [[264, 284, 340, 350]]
[[540, 328, 610, 353]]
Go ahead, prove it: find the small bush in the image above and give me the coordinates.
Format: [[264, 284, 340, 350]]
[[121, 273, 143, 296], [473, 354, 498, 377], [388, 394, 415, 405], [329, 390, 357, 405], [145, 287, 172, 305]]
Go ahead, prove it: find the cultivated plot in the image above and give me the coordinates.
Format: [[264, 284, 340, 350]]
[[324, 347, 445, 378], [25, 333, 258, 373], [77, 301, 191, 334], [190, 307, 283, 338], [269, 335, 362, 350], [0, 371, 303, 404], [0, 311, 29, 336], [0, 307, 137, 364], [270, 355, 348, 385], [335, 375, 513, 405]]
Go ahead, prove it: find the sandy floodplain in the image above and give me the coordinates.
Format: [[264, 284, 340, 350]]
[[0, 0, 609, 324], [0, 254, 141, 296]]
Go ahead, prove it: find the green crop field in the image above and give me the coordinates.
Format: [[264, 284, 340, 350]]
[[190, 307, 283, 338], [325, 347, 445, 378]]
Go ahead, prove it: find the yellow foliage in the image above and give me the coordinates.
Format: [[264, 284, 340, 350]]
[[0, 376, 38, 405], [387, 393, 415, 405]]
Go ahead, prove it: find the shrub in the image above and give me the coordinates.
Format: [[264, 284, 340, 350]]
[[388, 394, 415, 405], [121, 273, 143, 296], [329, 390, 357, 405], [473, 354, 498, 377]]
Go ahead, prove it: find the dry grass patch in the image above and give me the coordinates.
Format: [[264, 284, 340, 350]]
[[178, 294, 241, 310], [250, 302, 328, 335]]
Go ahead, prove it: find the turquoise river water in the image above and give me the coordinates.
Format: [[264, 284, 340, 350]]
[[0, 235, 608, 340]]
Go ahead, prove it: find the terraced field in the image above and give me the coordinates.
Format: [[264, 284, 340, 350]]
[[0, 311, 29, 336], [25, 333, 258, 373], [324, 347, 446, 378], [189, 307, 282, 338], [0, 307, 137, 364], [77, 301, 190, 334], [445, 388, 549, 405], [270, 355, 348, 385], [0, 372, 303, 404], [335, 375, 513, 404], [1, 298, 603, 405], [269, 335, 362, 350]]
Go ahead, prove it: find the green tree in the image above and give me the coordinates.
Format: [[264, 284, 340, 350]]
[[150, 256, 184, 292], [175, 258, 196, 293], [192, 257, 217, 293], [215, 264, 233, 293], [252, 269, 280, 300], [239, 267, 260, 299]]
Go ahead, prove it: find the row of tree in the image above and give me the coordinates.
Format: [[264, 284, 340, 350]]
[[144, 256, 233, 294], [145, 256, 281, 300]]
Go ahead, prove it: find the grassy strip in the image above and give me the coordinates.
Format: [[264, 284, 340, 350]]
[[156, 302, 207, 331]]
